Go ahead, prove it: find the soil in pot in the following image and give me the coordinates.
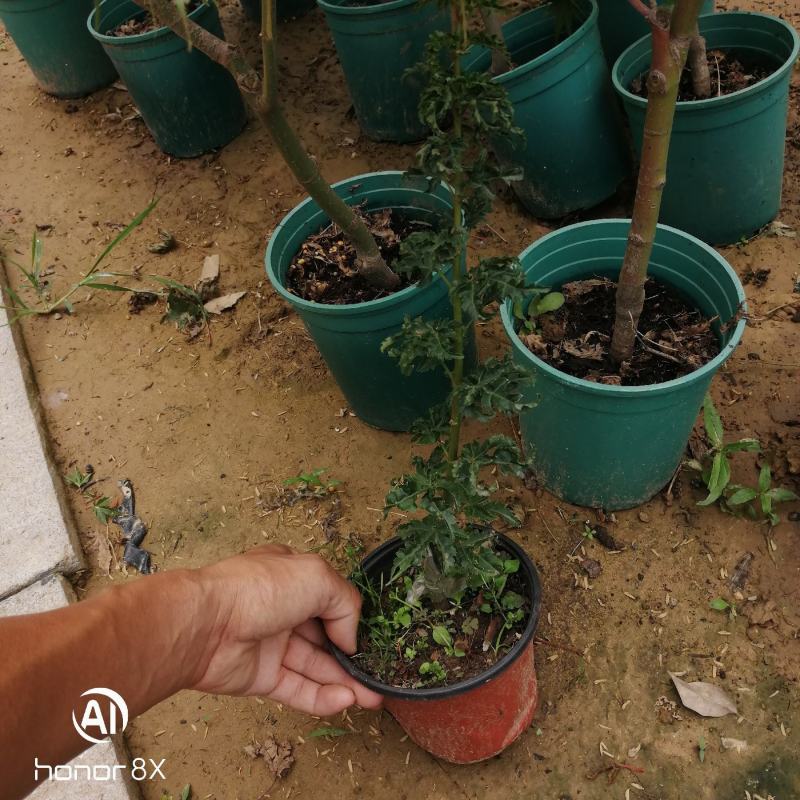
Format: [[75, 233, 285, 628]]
[[631, 49, 779, 102], [285, 207, 426, 304], [352, 552, 530, 689], [520, 276, 722, 386], [109, 1, 200, 35]]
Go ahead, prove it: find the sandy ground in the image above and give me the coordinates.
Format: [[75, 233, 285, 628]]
[[1, 0, 799, 798]]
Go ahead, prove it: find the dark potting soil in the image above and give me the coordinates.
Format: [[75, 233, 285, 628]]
[[286, 207, 423, 305], [521, 277, 722, 386], [353, 564, 529, 689], [110, 2, 200, 36], [630, 49, 777, 101]]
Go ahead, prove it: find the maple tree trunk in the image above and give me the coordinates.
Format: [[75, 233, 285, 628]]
[[609, 0, 706, 364], [479, 9, 511, 76], [138, 0, 399, 290], [688, 26, 712, 98]]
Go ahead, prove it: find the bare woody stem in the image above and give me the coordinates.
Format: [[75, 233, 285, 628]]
[[479, 9, 511, 76], [138, 0, 399, 291], [609, 0, 705, 364], [688, 25, 712, 98], [446, 0, 470, 463]]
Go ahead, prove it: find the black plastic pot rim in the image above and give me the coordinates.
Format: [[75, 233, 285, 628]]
[[330, 533, 542, 701], [612, 10, 800, 112], [88, 0, 211, 44], [499, 218, 747, 400]]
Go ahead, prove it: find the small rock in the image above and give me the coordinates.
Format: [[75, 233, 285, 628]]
[[578, 558, 602, 579], [638, 511, 650, 523], [53, 313, 62, 320]]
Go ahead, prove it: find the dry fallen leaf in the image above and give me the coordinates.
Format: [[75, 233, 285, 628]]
[[204, 292, 247, 314], [720, 737, 748, 753], [243, 735, 294, 779], [668, 672, 737, 718], [86, 529, 113, 576], [196, 254, 220, 301]]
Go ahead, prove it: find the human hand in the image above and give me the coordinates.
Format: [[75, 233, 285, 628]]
[[184, 544, 382, 716]]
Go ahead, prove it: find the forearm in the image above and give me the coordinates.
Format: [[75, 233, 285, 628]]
[[0, 570, 215, 800]]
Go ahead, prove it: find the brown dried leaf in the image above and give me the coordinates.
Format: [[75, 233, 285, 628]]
[[562, 339, 605, 361], [244, 736, 294, 779], [86, 530, 113, 576], [668, 672, 737, 717], [720, 737, 748, 753], [204, 292, 247, 315]]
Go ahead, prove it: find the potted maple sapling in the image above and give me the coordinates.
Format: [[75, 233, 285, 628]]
[[501, 0, 747, 509], [329, 6, 543, 765], [137, 0, 465, 430]]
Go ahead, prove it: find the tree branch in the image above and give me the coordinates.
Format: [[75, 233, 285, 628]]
[[135, 0, 398, 290]]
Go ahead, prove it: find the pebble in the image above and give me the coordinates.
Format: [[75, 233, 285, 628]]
[[638, 511, 650, 523]]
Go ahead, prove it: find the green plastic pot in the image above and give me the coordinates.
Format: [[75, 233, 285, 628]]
[[88, 0, 246, 158], [316, 0, 449, 143], [238, 0, 316, 24], [266, 171, 475, 432], [598, 0, 715, 68], [501, 219, 746, 510], [0, 0, 117, 97], [613, 11, 800, 245], [462, 0, 628, 219]]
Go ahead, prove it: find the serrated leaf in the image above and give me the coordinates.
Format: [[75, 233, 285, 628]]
[[382, 316, 459, 376], [709, 597, 730, 611], [669, 672, 737, 717]]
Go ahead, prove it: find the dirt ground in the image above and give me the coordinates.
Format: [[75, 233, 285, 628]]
[[1, 0, 799, 797]]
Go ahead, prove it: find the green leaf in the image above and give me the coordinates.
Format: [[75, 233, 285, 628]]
[[308, 726, 349, 738], [81, 282, 132, 293], [722, 438, 760, 454], [456, 256, 526, 321], [431, 625, 453, 648], [709, 597, 730, 611], [180, 786, 191, 800], [727, 487, 757, 506], [530, 291, 565, 317], [703, 395, 724, 449], [91, 199, 158, 272], [503, 558, 520, 574], [458, 355, 534, 421], [502, 590, 525, 610], [382, 317, 459, 376], [767, 487, 799, 504], [697, 452, 730, 506], [758, 464, 771, 494]]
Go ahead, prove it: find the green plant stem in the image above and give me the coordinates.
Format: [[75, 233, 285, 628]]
[[138, 0, 398, 291], [446, 0, 469, 463], [609, 0, 705, 364]]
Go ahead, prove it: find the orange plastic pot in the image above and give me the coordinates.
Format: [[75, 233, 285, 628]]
[[332, 534, 542, 763]]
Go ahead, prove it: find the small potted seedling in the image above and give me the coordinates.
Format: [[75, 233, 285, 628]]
[[136, 0, 466, 431], [613, 5, 799, 243], [327, 4, 542, 764], [501, 0, 747, 509], [461, 0, 629, 218]]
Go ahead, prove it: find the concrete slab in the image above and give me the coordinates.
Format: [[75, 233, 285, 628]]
[[0, 576, 139, 800], [0, 303, 84, 599]]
